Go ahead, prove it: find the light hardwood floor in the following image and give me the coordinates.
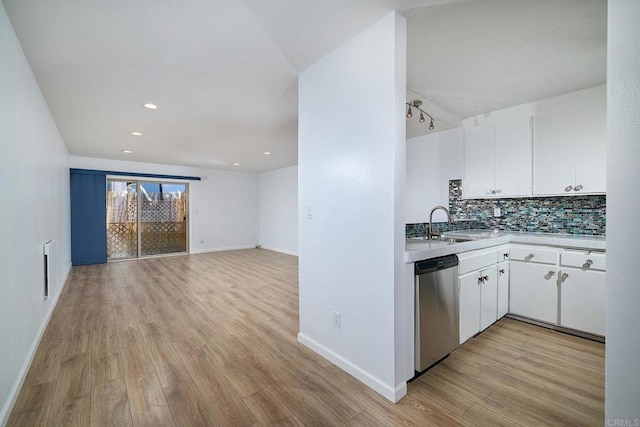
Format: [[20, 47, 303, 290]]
[[7, 249, 604, 426]]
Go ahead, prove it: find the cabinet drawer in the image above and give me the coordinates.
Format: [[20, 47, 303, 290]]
[[560, 250, 606, 271], [496, 246, 510, 263], [458, 248, 497, 275], [509, 246, 558, 265]]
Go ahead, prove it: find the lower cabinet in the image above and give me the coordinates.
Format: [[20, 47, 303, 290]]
[[509, 261, 558, 324], [454, 243, 605, 344], [497, 261, 509, 319], [559, 267, 606, 336], [459, 265, 498, 344]]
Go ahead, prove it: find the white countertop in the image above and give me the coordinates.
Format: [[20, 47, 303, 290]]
[[405, 229, 606, 263]]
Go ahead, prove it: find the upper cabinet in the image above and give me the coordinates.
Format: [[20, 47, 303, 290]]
[[533, 96, 606, 196], [463, 116, 532, 199], [462, 85, 606, 199]]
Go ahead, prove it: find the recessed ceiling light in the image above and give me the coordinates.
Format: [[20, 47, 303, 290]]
[[130, 131, 142, 136], [233, 163, 240, 166], [263, 151, 271, 155], [122, 150, 132, 154], [143, 103, 158, 110]]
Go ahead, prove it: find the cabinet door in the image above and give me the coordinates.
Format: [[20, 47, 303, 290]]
[[573, 98, 606, 194], [509, 262, 558, 324], [532, 109, 576, 196], [480, 265, 498, 331], [497, 261, 509, 319], [495, 116, 532, 197], [459, 273, 481, 344], [560, 268, 605, 336], [463, 123, 495, 198]]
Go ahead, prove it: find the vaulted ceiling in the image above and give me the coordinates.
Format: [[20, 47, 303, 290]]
[[3, 0, 606, 171]]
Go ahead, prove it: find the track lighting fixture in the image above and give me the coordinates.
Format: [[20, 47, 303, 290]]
[[406, 100, 435, 131]]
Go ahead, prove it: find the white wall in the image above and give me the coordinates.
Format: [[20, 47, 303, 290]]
[[606, 0, 640, 421], [259, 166, 298, 255], [298, 11, 407, 402], [70, 156, 259, 253], [406, 127, 463, 224], [0, 4, 71, 424]]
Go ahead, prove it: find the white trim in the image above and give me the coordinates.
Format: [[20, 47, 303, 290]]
[[297, 332, 407, 403], [0, 263, 71, 427], [190, 245, 257, 254], [258, 246, 298, 257]]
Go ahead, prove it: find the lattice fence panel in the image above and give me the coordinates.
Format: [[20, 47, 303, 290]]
[[107, 222, 136, 259]]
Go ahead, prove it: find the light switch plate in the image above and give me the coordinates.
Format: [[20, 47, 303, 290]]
[[494, 207, 501, 217]]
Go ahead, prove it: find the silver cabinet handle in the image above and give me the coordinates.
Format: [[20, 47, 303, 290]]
[[499, 269, 505, 275], [561, 273, 569, 281], [483, 276, 489, 282], [548, 271, 555, 276], [586, 259, 594, 266], [503, 253, 509, 259], [565, 185, 573, 192], [478, 277, 484, 284], [524, 253, 534, 261], [574, 185, 583, 191]]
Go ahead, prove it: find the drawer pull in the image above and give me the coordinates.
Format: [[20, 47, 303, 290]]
[[548, 271, 555, 276], [525, 253, 535, 261], [478, 277, 484, 284], [565, 185, 573, 192], [574, 185, 583, 191], [561, 273, 569, 281], [503, 253, 509, 259], [585, 259, 594, 266], [483, 276, 489, 282], [499, 269, 505, 275]]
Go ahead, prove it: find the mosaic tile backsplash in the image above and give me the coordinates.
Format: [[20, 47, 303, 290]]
[[406, 179, 606, 237]]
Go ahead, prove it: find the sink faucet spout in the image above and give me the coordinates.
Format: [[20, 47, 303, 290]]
[[428, 206, 453, 240]]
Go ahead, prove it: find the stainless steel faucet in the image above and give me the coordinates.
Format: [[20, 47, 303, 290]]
[[428, 206, 453, 240]]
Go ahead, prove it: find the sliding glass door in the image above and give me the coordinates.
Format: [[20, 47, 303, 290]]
[[139, 181, 187, 256], [106, 179, 188, 260]]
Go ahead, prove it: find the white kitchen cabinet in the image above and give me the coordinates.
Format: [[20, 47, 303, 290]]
[[533, 96, 606, 196], [479, 265, 498, 331], [559, 268, 605, 336], [558, 250, 606, 336], [459, 264, 498, 345], [497, 261, 509, 319], [509, 261, 558, 324], [463, 123, 495, 199], [459, 272, 481, 344], [463, 116, 532, 199]]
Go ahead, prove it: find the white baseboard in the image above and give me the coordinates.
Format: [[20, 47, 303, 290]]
[[258, 246, 298, 256], [297, 332, 407, 403], [0, 263, 71, 427], [190, 245, 257, 254]]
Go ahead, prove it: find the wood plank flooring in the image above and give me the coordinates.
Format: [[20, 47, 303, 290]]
[[7, 249, 604, 426]]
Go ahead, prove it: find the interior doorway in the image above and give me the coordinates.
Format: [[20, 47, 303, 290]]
[[106, 179, 188, 260]]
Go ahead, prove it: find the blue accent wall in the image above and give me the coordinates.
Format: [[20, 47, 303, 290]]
[[70, 170, 107, 265]]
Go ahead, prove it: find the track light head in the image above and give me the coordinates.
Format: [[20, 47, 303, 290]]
[[419, 112, 426, 123], [406, 106, 413, 118], [429, 119, 435, 130]]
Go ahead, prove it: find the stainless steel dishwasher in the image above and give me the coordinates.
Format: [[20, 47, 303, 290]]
[[415, 254, 460, 373]]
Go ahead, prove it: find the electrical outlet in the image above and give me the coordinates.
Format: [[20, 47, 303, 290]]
[[333, 311, 341, 329], [494, 207, 501, 217]]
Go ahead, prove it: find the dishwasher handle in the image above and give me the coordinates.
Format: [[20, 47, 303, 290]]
[[415, 254, 459, 275]]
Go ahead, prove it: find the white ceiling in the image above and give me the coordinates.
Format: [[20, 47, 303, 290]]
[[3, 0, 606, 171]]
